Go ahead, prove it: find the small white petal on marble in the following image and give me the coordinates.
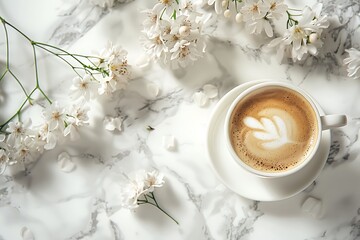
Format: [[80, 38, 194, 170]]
[[146, 82, 160, 98], [203, 84, 218, 99], [163, 135, 176, 151], [20, 227, 35, 240], [57, 152, 76, 173], [301, 196, 323, 219], [104, 116, 123, 132], [193, 91, 209, 107]]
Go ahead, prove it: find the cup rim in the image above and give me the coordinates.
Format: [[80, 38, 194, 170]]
[[224, 81, 322, 178]]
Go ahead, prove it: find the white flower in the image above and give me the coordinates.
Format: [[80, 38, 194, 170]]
[[170, 39, 205, 68], [6, 121, 30, 145], [70, 75, 98, 101], [245, 18, 273, 37], [154, 0, 178, 17], [344, 48, 360, 79], [109, 58, 130, 88], [143, 170, 165, 192], [264, 0, 288, 20], [28, 131, 46, 153], [208, 0, 223, 14], [141, 33, 168, 60], [142, 4, 164, 34], [104, 116, 123, 131], [119, 180, 145, 209], [89, 0, 115, 8], [266, 4, 328, 62], [14, 137, 33, 163], [98, 42, 128, 67], [98, 76, 118, 95], [42, 102, 66, 131], [240, 0, 268, 22], [38, 122, 59, 150]]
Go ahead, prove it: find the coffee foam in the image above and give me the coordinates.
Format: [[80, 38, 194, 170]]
[[229, 86, 318, 173]]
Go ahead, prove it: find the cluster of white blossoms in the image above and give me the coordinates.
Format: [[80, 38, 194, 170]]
[[0, 42, 132, 173], [0, 102, 90, 173], [119, 170, 165, 209], [209, 0, 288, 37], [266, 4, 329, 62], [74, 41, 131, 97], [208, 0, 329, 63], [344, 48, 360, 79], [141, 0, 207, 69]]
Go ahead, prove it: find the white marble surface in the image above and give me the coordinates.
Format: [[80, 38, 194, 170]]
[[1, 0, 360, 239]]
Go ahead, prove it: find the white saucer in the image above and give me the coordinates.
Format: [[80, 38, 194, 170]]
[[206, 80, 331, 201]]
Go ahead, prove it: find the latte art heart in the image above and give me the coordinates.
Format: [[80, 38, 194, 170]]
[[229, 86, 318, 173], [243, 115, 293, 149]]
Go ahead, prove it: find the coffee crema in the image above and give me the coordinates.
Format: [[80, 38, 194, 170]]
[[229, 86, 318, 173]]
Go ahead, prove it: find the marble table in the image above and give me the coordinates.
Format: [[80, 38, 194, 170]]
[[1, 0, 360, 239]]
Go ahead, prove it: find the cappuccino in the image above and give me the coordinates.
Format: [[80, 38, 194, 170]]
[[229, 86, 318, 173]]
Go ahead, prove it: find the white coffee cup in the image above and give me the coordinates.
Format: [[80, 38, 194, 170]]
[[224, 82, 347, 178]]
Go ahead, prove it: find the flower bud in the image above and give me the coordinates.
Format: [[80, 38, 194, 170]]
[[179, 25, 190, 37], [224, 9, 231, 18], [235, 12, 242, 23], [221, 0, 227, 8], [309, 33, 318, 43]]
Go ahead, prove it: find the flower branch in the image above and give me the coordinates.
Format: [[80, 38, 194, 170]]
[[0, 16, 132, 173]]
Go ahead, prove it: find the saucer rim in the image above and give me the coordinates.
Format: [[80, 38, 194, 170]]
[[206, 80, 331, 201]]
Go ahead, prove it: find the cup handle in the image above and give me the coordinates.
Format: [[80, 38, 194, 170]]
[[320, 115, 347, 130]]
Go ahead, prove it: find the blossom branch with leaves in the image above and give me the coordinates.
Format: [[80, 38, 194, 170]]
[[0, 16, 132, 173]]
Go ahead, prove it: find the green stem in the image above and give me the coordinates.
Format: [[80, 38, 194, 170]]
[[149, 192, 178, 225], [8, 70, 30, 99], [0, 87, 37, 131], [147, 201, 179, 225], [0, 70, 8, 83]]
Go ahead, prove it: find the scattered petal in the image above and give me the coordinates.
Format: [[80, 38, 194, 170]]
[[163, 135, 176, 151], [146, 82, 160, 98], [57, 152, 76, 173], [20, 227, 35, 240], [301, 196, 322, 218], [193, 92, 209, 107], [104, 116, 123, 132], [203, 84, 218, 99]]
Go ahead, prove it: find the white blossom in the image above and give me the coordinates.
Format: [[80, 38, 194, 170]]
[[344, 48, 360, 79], [14, 137, 33, 163], [141, 1, 207, 69], [266, 4, 328, 62], [119, 170, 166, 209], [143, 170, 165, 192], [154, 0, 178, 17], [42, 102, 66, 131], [170, 39, 205, 69], [245, 18, 273, 37], [240, 0, 268, 22], [6, 121, 30, 145], [264, 0, 288, 20], [119, 180, 145, 209], [70, 75, 98, 101], [98, 76, 118, 95]]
